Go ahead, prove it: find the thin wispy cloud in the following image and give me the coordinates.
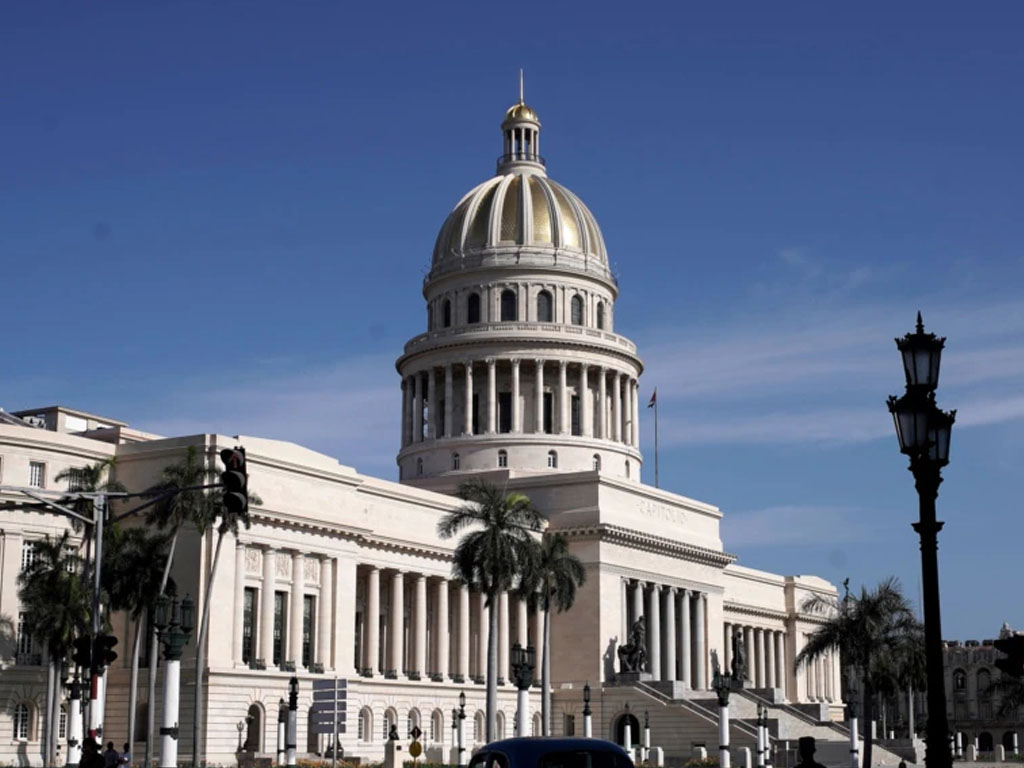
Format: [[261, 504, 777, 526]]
[[721, 505, 885, 547]]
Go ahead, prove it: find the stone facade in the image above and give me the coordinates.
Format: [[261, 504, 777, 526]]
[[0, 95, 846, 767]]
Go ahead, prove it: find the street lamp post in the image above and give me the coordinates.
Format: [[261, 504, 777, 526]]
[[277, 699, 287, 765], [153, 591, 195, 768], [888, 312, 955, 768], [287, 677, 299, 767], [583, 683, 593, 738], [712, 664, 734, 768], [457, 692, 467, 768], [510, 643, 536, 737]]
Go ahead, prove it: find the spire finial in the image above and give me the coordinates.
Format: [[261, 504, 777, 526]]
[[519, 69, 524, 104], [916, 310, 924, 333]]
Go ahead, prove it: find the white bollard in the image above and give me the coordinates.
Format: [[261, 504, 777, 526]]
[[277, 710, 286, 764], [693, 746, 708, 760], [624, 723, 632, 753], [997, 745, 1006, 762], [756, 720, 766, 768], [848, 716, 859, 768], [956, 732, 963, 759], [516, 689, 529, 740], [89, 673, 105, 739], [1014, 732, 1020, 756], [649, 746, 664, 767], [158, 659, 180, 768], [457, 716, 467, 768], [644, 725, 651, 763], [68, 692, 83, 768], [287, 706, 297, 766], [966, 745, 977, 762], [738, 746, 752, 768], [584, 713, 593, 738]]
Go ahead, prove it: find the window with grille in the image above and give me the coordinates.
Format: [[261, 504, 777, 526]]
[[543, 393, 553, 433], [500, 289, 517, 321], [452, 453, 460, 470], [66, 468, 87, 491], [571, 295, 583, 325], [302, 595, 315, 667], [497, 450, 508, 468], [13, 703, 30, 740], [17, 613, 33, 655], [547, 451, 558, 469], [593, 455, 601, 471], [443, 300, 452, 328], [242, 588, 256, 664], [596, 302, 605, 330], [565, 714, 576, 736], [21, 541, 36, 571], [29, 461, 45, 488], [273, 592, 287, 666], [467, 293, 481, 324], [59, 707, 67, 740], [571, 395, 581, 436], [537, 291, 553, 322]]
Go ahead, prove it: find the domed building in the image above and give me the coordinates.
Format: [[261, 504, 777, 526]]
[[397, 97, 642, 483], [0, 93, 902, 768]]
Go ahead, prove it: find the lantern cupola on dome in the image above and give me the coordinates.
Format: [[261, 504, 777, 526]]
[[498, 71, 544, 174]]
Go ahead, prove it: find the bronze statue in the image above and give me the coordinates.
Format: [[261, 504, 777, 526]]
[[731, 629, 748, 682], [617, 616, 648, 673]]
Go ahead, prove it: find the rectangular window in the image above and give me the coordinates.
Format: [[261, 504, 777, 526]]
[[17, 612, 33, 655], [59, 707, 67, 740], [564, 714, 576, 736], [242, 587, 257, 665], [438, 398, 445, 437], [472, 393, 480, 435], [302, 595, 315, 668], [543, 393, 553, 434], [14, 703, 29, 740], [65, 468, 87, 491], [21, 541, 36, 571], [273, 591, 287, 666], [498, 392, 512, 433], [571, 394, 581, 436], [29, 461, 45, 488]]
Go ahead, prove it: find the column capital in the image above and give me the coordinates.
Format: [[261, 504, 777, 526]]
[[464, 360, 475, 370], [486, 357, 496, 367], [534, 358, 545, 367], [445, 362, 453, 371], [558, 359, 568, 371], [579, 362, 589, 372], [651, 583, 661, 593], [510, 357, 520, 368]]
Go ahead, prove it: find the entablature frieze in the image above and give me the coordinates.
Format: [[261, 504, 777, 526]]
[[722, 601, 790, 624], [602, 562, 724, 596], [555, 522, 735, 569]]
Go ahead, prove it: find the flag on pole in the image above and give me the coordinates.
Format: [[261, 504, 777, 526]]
[[647, 388, 657, 408]]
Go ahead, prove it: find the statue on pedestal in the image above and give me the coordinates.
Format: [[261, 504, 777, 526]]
[[618, 616, 648, 673]]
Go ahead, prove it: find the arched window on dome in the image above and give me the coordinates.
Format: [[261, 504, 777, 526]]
[[416, 458, 423, 477], [537, 290, 553, 323], [625, 460, 631, 479], [596, 301, 605, 330], [452, 453, 460, 470], [501, 289, 518, 321], [467, 293, 481, 324], [571, 295, 584, 325], [427, 305, 433, 331], [593, 454, 601, 472], [497, 450, 508, 468], [443, 299, 452, 328], [547, 450, 558, 469]]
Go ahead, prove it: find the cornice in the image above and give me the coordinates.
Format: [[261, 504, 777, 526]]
[[554, 522, 735, 568], [723, 601, 789, 623]]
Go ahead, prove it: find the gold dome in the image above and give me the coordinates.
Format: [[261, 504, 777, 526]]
[[504, 101, 539, 123]]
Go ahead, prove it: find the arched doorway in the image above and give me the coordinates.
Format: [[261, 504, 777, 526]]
[[614, 713, 640, 746], [979, 733, 994, 753], [244, 704, 262, 752]]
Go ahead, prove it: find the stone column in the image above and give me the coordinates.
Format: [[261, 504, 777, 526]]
[[611, 372, 621, 442], [458, 584, 470, 680], [401, 378, 410, 447], [318, 557, 333, 669], [477, 592, 488, 680], [517, 597, 529, 647], [413, 373, 424, 443], [366, 566, 380, 674], [233, 541, 246, 665], [744, 626, 754, 683], [765, 628, 775, 691], [558, 360, 569, 434], [755, 628, 765, 688], [444, 364, 454, 438], [648, 584, 662, 679], [622, 374, 631, 445], [775, 632, 786, 692], [463, 363, 474, 435], [487, 359, 497, 434], [631, 581, 644, 637], [289, 552, 304, 667], [632, 380, 641, 447], [414, 574, 428, 677], [499, 591, 510, 684], [621, 578, 629, 641], [664, 587, 677, 681], [389, 571, 405, 677], [680, 589, 692, 687], [694, 593, 707, 689], [580, 364, 591, 437], [534, 359, 545, 433], [436, 579, 450, 679], [598, 368, 607, 439], [511, 358, 521, 432], [427, 368, 438, 439]]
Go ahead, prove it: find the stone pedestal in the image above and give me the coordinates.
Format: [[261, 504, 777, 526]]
[[966, 745, 977, 762], [739, 746, 752, 768], [616, 671, 654, 685], [384, 740, 403, 768], [649, 746, 664, 766]]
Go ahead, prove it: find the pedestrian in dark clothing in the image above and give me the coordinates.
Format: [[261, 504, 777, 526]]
[[795, 737, 828, 768]]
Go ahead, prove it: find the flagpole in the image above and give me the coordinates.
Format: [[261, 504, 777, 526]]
[[654, 396, 659, 488]]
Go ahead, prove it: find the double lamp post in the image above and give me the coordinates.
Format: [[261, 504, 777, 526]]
[[887, 312, 955, 768]]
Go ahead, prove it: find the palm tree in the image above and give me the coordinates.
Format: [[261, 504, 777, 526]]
[[796, 577, 919, 768], [519, 532, 585, 736], [17, 532, 91, 766], [102, 526, 170, 754], [437, 479, 543, 743]]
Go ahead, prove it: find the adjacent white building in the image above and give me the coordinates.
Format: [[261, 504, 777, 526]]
[[0, 94, 851, 767]]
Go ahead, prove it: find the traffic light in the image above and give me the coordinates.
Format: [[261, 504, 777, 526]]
[[72, 635, 92, 669], [995, 634, 1024, 679], [220, 447, 248, 515], [93, 634, 118, 670]]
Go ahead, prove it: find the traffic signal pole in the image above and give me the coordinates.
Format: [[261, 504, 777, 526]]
[[89, 494, 105, 739]]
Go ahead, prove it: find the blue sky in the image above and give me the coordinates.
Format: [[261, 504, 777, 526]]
[[3, 3, 1022, 638]]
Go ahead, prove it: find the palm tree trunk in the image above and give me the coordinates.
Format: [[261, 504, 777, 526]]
[[193, 529, 227, 767], [862, 676, 875, 768], [146, 529, 179, 768], [127, 616, 144, 754], [486, 591, 499, 744], [542, 606, 551, 737]]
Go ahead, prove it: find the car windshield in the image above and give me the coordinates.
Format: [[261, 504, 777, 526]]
[[538, 750, 629, 768]]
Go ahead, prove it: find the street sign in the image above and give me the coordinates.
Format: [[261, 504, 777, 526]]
[[311, 701, 348, 714], [312, 688, 349, 701], [309, 678, 348, 760], [410, 726, 422, 740], [310, 720, 347, 735], [409, 741, 422, 758], [312, 678, 348, 691]]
